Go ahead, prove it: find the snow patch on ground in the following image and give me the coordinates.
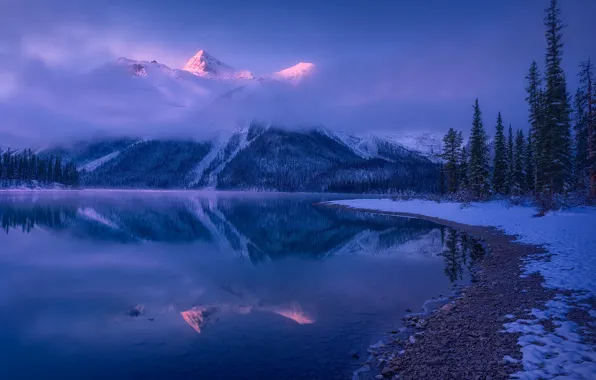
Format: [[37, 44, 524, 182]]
[[327, 198, 596, 379], [503, 295, 596, 379]]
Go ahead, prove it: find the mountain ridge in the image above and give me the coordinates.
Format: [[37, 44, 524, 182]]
[[40, 126, 440, 193]]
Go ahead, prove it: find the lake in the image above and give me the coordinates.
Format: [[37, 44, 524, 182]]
[[0, 192, 482, 380]]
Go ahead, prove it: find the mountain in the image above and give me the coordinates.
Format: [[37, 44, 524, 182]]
[[273, 62, 315, 82], [8, 48, 444, 193], [183, 49, 254, 79], [4, 48, 441, 148], [379, 133, 443, 162], [42, 125, 440, 193]]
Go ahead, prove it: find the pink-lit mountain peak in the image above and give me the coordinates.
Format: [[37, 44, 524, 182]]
[[182, 49, 254, 79], [273, 62, 316, 81]]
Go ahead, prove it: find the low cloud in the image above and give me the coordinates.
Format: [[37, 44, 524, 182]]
[[19, 24, 189, 71], [0, 49, 526, 146]]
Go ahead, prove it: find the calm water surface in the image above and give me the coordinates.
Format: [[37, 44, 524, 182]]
[[0, 192, 482, 380]]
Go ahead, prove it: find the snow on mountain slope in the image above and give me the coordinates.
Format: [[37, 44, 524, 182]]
[[11, 56, 246, 138], [380, 133, 443, 162], [273, 62, 315, 82], [183, 50, 254, 80], [326, 131, 378, 159], [78, 151, 121, 172], [324, 130, 433, 163], [108, 57, 241, 107], [189, 127, 263, 188]]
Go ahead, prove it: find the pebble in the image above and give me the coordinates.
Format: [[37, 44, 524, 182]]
[[353, 220, 552, 380]]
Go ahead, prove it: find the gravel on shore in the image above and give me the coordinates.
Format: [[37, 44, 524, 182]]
[[321, 203, 559, 380]]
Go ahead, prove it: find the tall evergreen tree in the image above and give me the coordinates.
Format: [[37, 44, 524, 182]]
[[491, 112, 508, 194], [459, 146, 469, 191], [468, 99, 490, 199], [505, 125, 514, 194], [525, 133, 535, 193], [576, 59, 596, 200], [440, 128, 464, 193], [439, 163, 446, 195], [574, 65, 589, 191], [540, 0, 573, 199], [54, 156, 62, 183], [513, 129, 527, 195]]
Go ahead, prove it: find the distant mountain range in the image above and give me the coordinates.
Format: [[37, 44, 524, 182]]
[[3, 49, 443, 193], [38, 125, 441, 192]]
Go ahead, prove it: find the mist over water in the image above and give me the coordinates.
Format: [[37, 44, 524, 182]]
[[0, 192, 482, 379]]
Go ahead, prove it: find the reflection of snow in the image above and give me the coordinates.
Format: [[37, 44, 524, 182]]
[[180, 303, 314, 334], [324, 227, 441, 260], [187, 197, 251, 258], [180, 306, 218, 334], [267, 307, 315, 325], [77, 207, 118, 229]]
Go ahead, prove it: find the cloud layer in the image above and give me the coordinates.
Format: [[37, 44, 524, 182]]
[[1, 0, 595, 146]]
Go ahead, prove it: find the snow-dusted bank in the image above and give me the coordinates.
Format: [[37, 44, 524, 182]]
[[327, 199, 596, 379]]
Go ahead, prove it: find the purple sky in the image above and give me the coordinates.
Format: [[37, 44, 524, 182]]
[[0, 0, 595, 143]]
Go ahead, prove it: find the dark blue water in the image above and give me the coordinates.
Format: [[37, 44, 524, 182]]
[[0, 192, 481, 380]]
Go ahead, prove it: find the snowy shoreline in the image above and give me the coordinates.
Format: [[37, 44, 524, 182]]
[[323, 199, 596, 380]]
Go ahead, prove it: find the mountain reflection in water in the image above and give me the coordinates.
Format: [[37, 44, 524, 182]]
[[181, 303, 314, 334], [0, 193, 450, 262], [0, 192, 484, 380]]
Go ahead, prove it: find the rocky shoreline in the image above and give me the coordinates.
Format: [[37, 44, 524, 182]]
[[320, 203, 555, 380]]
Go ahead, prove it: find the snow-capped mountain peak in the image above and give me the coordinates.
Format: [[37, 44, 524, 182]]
[[183, 49, 254, 80], [274, 62, 315, 82]]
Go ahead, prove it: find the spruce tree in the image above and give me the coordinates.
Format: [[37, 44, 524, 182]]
[[491, 113, 508, 194], [440, 128, 463, 193], [525, 133, 535, 193], [513, 129, 527, 195], [439, 163, 446, 195], [574, 64, 590, 191], [577, 59, 596, 200], [459, 146, 469, 191], [505, 125, 514, 194], [468, 99, 490, 199], [525, 61, 542, 194], [541, 0, 573, 199], [54, 157, 62, 183], [535, 89, 548, 195]]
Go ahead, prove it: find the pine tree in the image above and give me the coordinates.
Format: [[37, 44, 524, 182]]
[[505, 125, 514, 194], [540, 0, 573, 200], [576, 59, 596, 200], [439, 163, 446, 195], [54, 156, 62, 183], [513, 129, 527, 195], [468, 99, 490, 199], [441, 128, 464, 193], [525, 133, 535, 193], [574, 64, 590, 192], [459, 146, 469, 191], [491, 113, 508, 194]]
